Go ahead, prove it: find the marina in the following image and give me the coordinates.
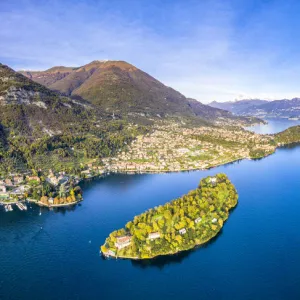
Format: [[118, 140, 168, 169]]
[[1, 201, 28, 212]]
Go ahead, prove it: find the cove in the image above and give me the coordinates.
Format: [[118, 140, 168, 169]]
[[1, 122, 300, 300]]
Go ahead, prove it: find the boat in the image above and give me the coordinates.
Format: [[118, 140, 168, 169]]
[[19, 202, 27, 210], [5, 205, 13, 212], [16, 203, 23, 211]]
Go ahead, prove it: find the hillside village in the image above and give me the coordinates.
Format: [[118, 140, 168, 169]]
[[104, 123, 276, 173], [0, 169, 82, 210], [0, 122, 278, 210]]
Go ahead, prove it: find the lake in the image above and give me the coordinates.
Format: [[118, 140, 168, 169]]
[[246, 118, 300, 134], [1, 121, 300, 300]]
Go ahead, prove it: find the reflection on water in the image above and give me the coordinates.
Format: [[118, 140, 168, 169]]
[[3, 141, 300, 299]]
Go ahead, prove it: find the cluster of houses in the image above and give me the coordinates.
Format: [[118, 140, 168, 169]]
[[0, 169, 75, 204], [80, 163, 107, 178], [97, 123, 275, 174], [46, 169, 69, 186], [0, 175, 29, 201]]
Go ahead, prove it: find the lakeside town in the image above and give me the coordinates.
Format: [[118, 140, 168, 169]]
[[105, 123, 276, 172], [0, 122, 278, 213], [0, 169, 83, 212]]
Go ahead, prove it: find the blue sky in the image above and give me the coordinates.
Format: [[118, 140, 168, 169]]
[[1, 0, 300, 102]]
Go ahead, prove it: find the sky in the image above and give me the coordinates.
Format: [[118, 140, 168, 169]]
[[2, 0, 300, 102]]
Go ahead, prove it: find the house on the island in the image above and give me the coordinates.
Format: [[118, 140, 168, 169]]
[[0, 185, 6, 193], [148, 232, 161, 240], [195, 217, 202, 224], [209, 177, 217, 184], [48, 198, 54, 205], [212, 218, 218, 223], [179, 228, 186, 235], [107, 249, 116, 257], [115, 236, 132, 250]]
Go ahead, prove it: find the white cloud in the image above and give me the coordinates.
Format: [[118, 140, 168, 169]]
[[1, 0, 300, 102]]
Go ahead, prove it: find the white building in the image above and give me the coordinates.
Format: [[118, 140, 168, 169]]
[[212, 218, 218, 223], [115, 236, 132, 250], [179, 228, 186, 235], [195, 217, 202, 224], [148, 232, 161, 240], [209, 177, 217, 184]]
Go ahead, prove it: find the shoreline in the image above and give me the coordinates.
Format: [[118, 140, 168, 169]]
[[103, 230, 220, 260], [101, 176, 237, 261], [0, 198, 82, 208], [0, 140, 293, 212], [36, 199, 82, 208]]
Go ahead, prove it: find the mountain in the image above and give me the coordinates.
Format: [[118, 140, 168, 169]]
[[242, 98, 300, 119], [0, 63, 96, 137], [186, 98, 261, 125], [210, 98, 300, 119], [20, 60, 260, 125], [0, 63, 145, 174], [20, 60, 195, 118], [209, 99, 269, 114], [20, 66, 77, 87]]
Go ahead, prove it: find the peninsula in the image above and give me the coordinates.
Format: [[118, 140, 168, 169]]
[[101, 173, 238, 259]]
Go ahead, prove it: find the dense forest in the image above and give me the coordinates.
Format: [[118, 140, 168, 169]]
[[275, 125, 300, 145], [0, 119, 148, 175], [101, 173, 238, 259], [0, 62, 151, 175]]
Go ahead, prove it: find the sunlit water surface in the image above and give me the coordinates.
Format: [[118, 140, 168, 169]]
[[1, 120, 300, 300]]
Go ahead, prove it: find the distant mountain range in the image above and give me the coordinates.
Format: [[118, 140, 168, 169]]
[[19, 60, 258, 125], [209, 99, 300, 119], [209, 99, 269, 114]]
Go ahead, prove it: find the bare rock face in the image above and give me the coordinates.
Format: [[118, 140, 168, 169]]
[[0, 86, 46, 108]]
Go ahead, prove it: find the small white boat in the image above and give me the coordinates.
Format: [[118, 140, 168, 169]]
[[16, 203, 23, 211], [19, 203, 27, 210]]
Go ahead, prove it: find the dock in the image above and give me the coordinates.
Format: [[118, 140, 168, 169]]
[[4, 205, 13, 212]]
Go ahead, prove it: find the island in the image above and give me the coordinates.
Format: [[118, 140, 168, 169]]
[[101, 173, 238, 259]]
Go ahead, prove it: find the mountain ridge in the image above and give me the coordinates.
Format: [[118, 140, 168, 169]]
[[209, 98, 300, 119], [19, 60, 260, 125]]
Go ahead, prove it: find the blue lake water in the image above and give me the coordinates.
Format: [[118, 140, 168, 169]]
[[1, 121, 300, 300], [246, 118, 300, 134]]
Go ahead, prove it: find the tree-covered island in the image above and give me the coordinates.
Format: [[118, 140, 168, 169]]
[[101, 173, 238, 259]]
